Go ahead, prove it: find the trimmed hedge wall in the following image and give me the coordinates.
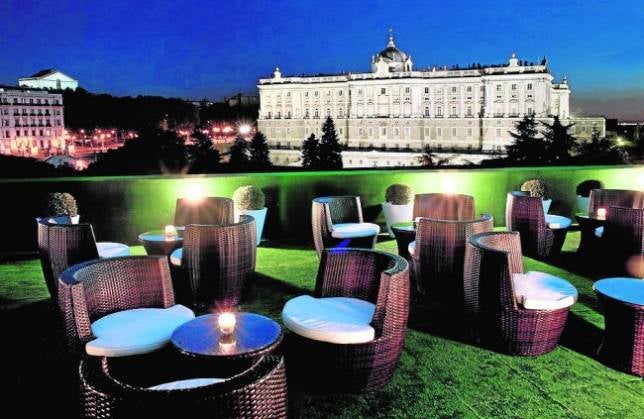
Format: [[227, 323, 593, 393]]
[[2, 165, 642, 252]]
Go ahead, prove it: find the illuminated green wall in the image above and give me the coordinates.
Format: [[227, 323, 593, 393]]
[[2, 165, 643, 252]]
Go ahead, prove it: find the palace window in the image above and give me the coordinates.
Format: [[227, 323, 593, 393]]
[[394, 127, 399, 137], [305, 109, 309, 118], [368, 127, 373, 137], [305, 92, 308, 97], [358, 89, 363, 94], [359, 128, 363, 136], [437, 127, 442, 137], [338, 108, 343, 117], [405, 87, 410, 93], [496, 84, 502, 91], [467, 106, 472, 116], [527, 94, 533, 99], [452, 127, 457, 137], [424, 87, 429, 94], [467, 86, 472, 92], [467, 128, 473, 136], [424, 107, 430, 117], [405, 127, 410, 138], [380, 127, 387, 137], [496, 128, 501, 137], [451, 106, 457, 116], [437, 106, 442, 116], [527, 107, 533, 115], [451, 87, 457, 93], [527, 83, 533, 90], [314, 91, 319, 97], [326, 90, 331, 96], [326, 108, 331, 117], [286, 92, 291, 97], [339, 90, 343, 96], [511, 84, 517, 90], [314, 109, 319, 117], [424, 127, 430, 136], [381, 88, 386, 95], [480, 86, 485, 92]]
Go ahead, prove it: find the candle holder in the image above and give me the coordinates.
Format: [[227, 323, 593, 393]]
[[164, 224, 177, 239], [219, 333, 237, 351], [597, 208, 607, 220]]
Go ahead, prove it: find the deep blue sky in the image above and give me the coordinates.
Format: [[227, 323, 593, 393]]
[[1, 0, 642, 119]]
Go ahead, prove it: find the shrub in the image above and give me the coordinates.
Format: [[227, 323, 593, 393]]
[[520, 179, 547, 198], [576, 179, 603, 197], [385, 184, 413, 205], [45, 192, 78, 217], [233, 185, 265, 211]]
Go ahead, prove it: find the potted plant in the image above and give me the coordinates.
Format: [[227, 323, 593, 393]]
[[43, 192, 79, 223], [520, 179, 551, 214], [233, 185, 266, 245], [575, 179, 603, 214], [382, 184, 414, 237]]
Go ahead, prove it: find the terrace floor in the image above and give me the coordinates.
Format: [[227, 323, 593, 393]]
[[2, 231, 643, 417]]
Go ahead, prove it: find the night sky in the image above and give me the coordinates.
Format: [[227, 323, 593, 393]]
[[1, 0, 642, 119]]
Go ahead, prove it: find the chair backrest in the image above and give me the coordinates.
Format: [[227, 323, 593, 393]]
[[465, 231, 523, 315], [413, 193, 475, 221], [604, 206, 644, 278], [415, 214, 494, 297], [37, 219, 99, 299], [311, 196, 364, 255], [505, 191, 548, 253], [588, 189, 644, 217], [80, 354, 288, 418], [58, 256, 175, 355], [317, 248, 409, 338], [174, 197, 234, 226], [182, 215, 256, 309]]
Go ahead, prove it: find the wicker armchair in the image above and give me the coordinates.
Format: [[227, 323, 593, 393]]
[[410, 214, 493, 303], [603, 206, 644, 278], [413, 193, 475, 221], [174, 197, 234, 226], [505, 191, 569, 259], [285, 248, 409, 392], [466, 232, 573, 355], [58, 256, 176, 357], [79, 354, 288, 418], [578, 189, 644, 255], [311, 196, 379, 257], [171, 215, 256, 310]]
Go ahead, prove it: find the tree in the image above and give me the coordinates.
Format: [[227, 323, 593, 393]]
[[228, 135, 249, 167], [318, 117, 343, 169], [419, 144, 447, 167], [576, 126, 623, 164], [249, 131, 271, 168], [542, 116, 576, 164], [301, 134, 320, 169], [188, 128, 221, 173], [505, 115, 546, 165]]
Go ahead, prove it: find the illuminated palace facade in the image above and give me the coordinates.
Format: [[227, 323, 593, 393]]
[[257, 33, 605, 167]]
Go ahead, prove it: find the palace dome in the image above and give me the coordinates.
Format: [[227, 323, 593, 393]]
[[373, 32, 412, 72]]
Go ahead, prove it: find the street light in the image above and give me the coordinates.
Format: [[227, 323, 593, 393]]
[[238, 124, 251, 135]]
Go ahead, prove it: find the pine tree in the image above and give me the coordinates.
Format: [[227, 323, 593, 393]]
[[542, 116, 577, 164], [228, 135, 249, 168], [301, 134, 320, 169], [505, 115, 546, 165], [576, 126, 622, 164], [189, 128, 220, 173], [318, 117, 343, 169], [249, 131, 271, 168]]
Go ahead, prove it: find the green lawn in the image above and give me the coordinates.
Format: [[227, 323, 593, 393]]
[[2, 232, 642, 418]]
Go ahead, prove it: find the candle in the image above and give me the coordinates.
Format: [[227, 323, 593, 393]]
[[164, 225, 177, 238], [218, 312, 236, 335], [597, 208, 606, 220]]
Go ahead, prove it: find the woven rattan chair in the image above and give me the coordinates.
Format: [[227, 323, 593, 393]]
[[58, 256, 177, 357], [466, 231, 573, 356], [410, 214, 493, 303], [170, 215, 256, 310], [311, 196, 379, 257], [413, 193, 475, 221], [285, 248, 409, 392], [505, 191, 569, 259], [578, 189, 644, 255], [602, 206, 644, 278], [174, 196, 234, 226], [79, 354, 288, 418]]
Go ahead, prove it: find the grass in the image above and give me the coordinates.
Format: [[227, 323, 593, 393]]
[[1, 232, 642, 418]]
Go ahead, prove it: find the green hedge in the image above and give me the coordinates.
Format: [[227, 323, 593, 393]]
[[3, 165, 643, 252]]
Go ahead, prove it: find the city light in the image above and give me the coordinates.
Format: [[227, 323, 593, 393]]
[[238, 124, 251, 135]]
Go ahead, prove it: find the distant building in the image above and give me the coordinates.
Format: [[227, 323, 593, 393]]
[[190, 98, 214, 107], [0, 86, 66, 157], [225, 93, 259, 107], [258, 31, 605, 167], [18, 69, 79, 91], [44, 154, 89, 170]]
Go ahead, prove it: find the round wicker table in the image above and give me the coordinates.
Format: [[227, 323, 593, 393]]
[[593, 277, 644, 377], [575, 213, 606, 254], [391, 221, 415, 259], [171, 312, 282, 361], [138, 230, 183, 256]]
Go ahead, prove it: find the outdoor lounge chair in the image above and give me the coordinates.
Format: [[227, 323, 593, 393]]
[[505, 191, 571, 259], [58, 256, 194, 357], [37, 219, 130, 299], [413, 193, 475, 221], [282, 248, 409, 392], [169, 215, 256, 309], [311, 196, 380, 257], [465, 231, 577, 356], [174, 196, 235, 226], [602, 206, 644, 278]]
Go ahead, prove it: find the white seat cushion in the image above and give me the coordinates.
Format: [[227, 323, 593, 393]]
[[331, 222, 380, 239], [97, 242, 131, 258], [408, 240, 416, 256], [282, 295, 375, 344], [149, 378, 223, 391], [86, 304, 195, 357], [545, 215, 572, 230], [595, 226, 604, 238], [513, 271, 578, 310], [170, 247, 182, 267]]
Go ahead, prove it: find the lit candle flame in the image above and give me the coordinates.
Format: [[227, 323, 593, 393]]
[[597, 208, 606, 220], [218, 312, 236, 335], [164, 225, 176, 239]]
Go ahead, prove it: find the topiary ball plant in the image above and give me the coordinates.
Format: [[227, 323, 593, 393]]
[[233, 185, 265, 211], [520, 179, 547, 199], [45, 192, 78, 217], [576, 180, 603, 197], [385, 184, 414, 205]]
